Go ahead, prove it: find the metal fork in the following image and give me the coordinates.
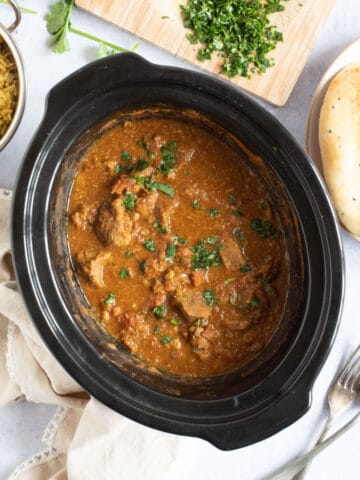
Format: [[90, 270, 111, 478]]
[[265, 344, 360, 480]]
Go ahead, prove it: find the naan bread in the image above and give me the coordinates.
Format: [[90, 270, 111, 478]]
[[319, 63, 360, 241]]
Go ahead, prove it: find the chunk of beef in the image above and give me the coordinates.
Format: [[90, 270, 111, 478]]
[[191, 270, 207, 288], [112, 175, 140, 196], [113, 312, 149, 354], [143, 256, 168, 279], [95, 199, 133, 247], [189, 326, 211, 360], [164, 268, 190, 293], [71, 203, 98, 231], [176, 290, 212, 321], [152, 279, 167, 306], [76, 251, 111, 287], [136, 190, 158, 217], [155, 197, 179, 231], [220, 237, 246, 269]]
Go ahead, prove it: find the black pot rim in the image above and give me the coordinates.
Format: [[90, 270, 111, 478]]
[[12, 53, 344, 450]]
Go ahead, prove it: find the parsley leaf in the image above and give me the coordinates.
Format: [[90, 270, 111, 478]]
[[144, 239, 156, 252], [153, 305, 166, 320], [104, 292, 116, 305], [46, 0, 73, 53], [135, 176, 174, 198], [192, 199, 200, 210], [191, 240, 221, 270], [208, 208, 219, 217], [46, 0, 138, 55], [240, 264, 251, 273], [135, 158, 150, 172], [161, 335, 173, 344], [203, 289, 216, 306], [159, 145, 176, 175], [123, 192, 137, 211], [166, 242, 177, 261], [119, 267, 130, 279], [250, 219, 276, 238], [121, 150, 131, 161]]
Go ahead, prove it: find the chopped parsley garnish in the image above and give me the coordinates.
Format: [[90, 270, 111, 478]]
[[161, 335, 173, 344], [208, 208, 219, 217], [104, 292, 116, 305], [249, 298, 260, 308], [154, 326, 161, 335], [262, 277, 274, 294], [123, 191, 137, 210], [125, 251, 133, 258], [232, 209, 243, 217], [229, 194, 236, 204], [169, 318, 179, 326], [153, 304, 166, 320], [260, 201, 267, 209], [135, 176, 174, 198], [203, 289, 216, 306], [139, 260, 147, 272], [166, 242, 177, 260], [224, 277, 237, 284], [191, 240, 221, 270], [144, 239, 156, 252], [178, 237, 188, 245], [204, 236, 218, 245], [121, 150, 131, 161], [240, 264, 251, 273], [137, 139, 155, 159], [192, 199, 200, 210], [194, 318, 202, 327], [159, 145, 176, 175], [233, 227, 246, 242], [167, 141, 177, 149], [181, 0, 286, 78], [250, 219, 276, 238], [153, 222, 168, 234], [135, 158, 150, 172], [154, 182, 174, 198], [114, 164, 133, 175], [119, 267, 130, 279]]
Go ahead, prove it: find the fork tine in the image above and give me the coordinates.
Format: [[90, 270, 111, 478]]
[[338, 345, 360, 386], [345, 355, 360, 390]]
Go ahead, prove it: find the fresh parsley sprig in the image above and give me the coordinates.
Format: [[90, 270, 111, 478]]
[[46, 0, 138, 55]]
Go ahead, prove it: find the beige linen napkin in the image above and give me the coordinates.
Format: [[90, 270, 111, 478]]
[[0, 189, 190, 480]]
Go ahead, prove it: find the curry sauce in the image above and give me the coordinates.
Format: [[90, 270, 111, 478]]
[[67, 116, 289, 377]]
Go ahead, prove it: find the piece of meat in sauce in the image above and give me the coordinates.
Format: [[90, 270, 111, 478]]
[[189, 323, 219, 360], [75, 250, 111, 287], [155, 197, 179, 231], [112, 175, 140, 196], [135, 190, 158, 217], [95, 199, 133, 247], [71, 203, 98, 231], [176, 290, 212, 321], [220, 237, 246, 269]]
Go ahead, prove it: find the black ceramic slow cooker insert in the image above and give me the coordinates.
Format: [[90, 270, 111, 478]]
[[12, 54, 344, 450]]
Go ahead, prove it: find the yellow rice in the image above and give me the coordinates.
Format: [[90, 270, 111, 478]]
[[0, 37, 18, 138]]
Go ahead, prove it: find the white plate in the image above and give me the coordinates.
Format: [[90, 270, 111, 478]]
[[306, 38, 360, 175]]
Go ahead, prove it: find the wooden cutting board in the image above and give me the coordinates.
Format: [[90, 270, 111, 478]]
[[75, 0, 335, 106]]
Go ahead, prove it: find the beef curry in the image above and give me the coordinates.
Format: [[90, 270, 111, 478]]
[[67, 114, 289, 377]]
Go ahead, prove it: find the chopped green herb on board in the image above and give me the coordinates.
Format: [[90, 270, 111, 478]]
[[180, 0, 286, 78]]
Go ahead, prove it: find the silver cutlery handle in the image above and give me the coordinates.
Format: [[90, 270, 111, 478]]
[[264, 410, 360, 480]]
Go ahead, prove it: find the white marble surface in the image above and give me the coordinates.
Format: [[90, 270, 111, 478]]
[[1, 1, 360, 479]]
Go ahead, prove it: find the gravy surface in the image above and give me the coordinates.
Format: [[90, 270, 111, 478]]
[[68, 116, 289, 376]]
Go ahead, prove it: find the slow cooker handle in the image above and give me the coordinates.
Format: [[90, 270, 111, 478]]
[[5, 0, 21, 33]]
